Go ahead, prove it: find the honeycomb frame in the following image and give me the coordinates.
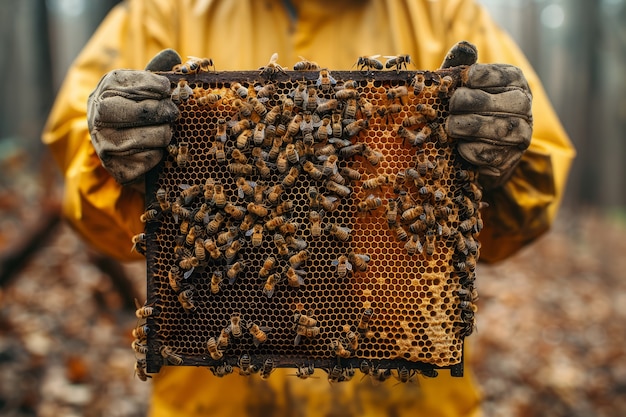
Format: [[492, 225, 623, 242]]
[[138, 67, 482, 380]]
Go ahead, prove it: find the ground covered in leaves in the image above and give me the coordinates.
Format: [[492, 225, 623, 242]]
[[0, 160, 624, 416]]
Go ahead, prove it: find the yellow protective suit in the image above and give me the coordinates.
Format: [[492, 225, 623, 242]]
[[42, 1, 575, 416]]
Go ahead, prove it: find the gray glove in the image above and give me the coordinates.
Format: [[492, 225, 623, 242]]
[[87, 49, 182, 185], [441, 42, 533, 189]]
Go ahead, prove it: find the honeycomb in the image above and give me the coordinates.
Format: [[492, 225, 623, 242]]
[[134, 66, 482, 381]]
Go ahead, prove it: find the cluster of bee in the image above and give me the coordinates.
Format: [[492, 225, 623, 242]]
[[134, 56, 481, 378]]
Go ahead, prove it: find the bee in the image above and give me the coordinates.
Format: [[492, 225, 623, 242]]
[[210, 270, 223, 294], [176, 56, 214, 73], [456, 195, 476, 218], [355, 55, 383, 74], [316, 68, 337, 92], [267, 184, 285, 205], [176, 142, 190, 167], [132, 324, 150, 341], [394, 367, 418, 385], [255, 83, 276, 99], [260, 358, 275, 379], [288, 250, 309, 268], [232, 98, 253, 118], [177, 288, 196, 313], [357, 195, 382, 213], [238, 354, 258, 376], [458, 287, 479, 303], [168, 266, 183, 293], [274, 200, 294, 216], [416, 103, 437, 120], [331, 339, 351, 358], [459, 217, 477, 234], [294, 324, 320, 346], [193, 238, 207, 261], [276, 151, 289, 173], [377, 103, 403, 123], [134, 298, 158, 319], [226, 261, 245, 284], [285, 236, 307, 251], [292, 364, 316, 379], [404, 234, 423, 256], [285, 266, 306, 287], [435, 123, 448, 145], [279, 221, 299, 236], [371, 367, 393, 384], [212, 184, 228, 208], [170, 79, 194, 102], [438, 75, 453, 96], [424, 231, 436, 256], [135, 359, 151, 381], [384, 54, 412, 72], [273, 233, 290, 257], [224, 239, 243, 263], [179, 254, 199, 271], [224, 203, 246, 221], [209, 363, 233, 378], [339, 166, 360, 182], [246, 222, 264, 247], [362, 145, 383, 166], [155, 187, 170, 212], [216, 327, 231, 349], [327, 223, 351, 242], [331, 113, 343, 138], [397, 126, 424, 147], [248, 323, 270, 347], [315, 98, 339, 115], [332, 255, 353, 278], [206, 337, 223, 360], [216, 226, 239, 246], [345, 331, 359, 351], [308, 186, 320, 209], [197, 92, 222, 106], [400, 205, 423, 223], [292, 81, 308, 108], [409, 218, 427, 234], [235, 129, 253, 150], [411, 73, 425, 95], [285, 143, 300, 164], [344, 119, 369, 138], [131, 233, 146, 254], [245, 202, 268, 218], [328, 365, 344, 384], [205, 212, 225, 236], [401, 114, 426, 127], [262, 273, 281, 299], [362, 174, 388, 190], [393, 224, 409, 241], [386, 199, 399, 225], [259, 256, 277, 278], [250, 97, 267, 118], [386, 85, 409, 102], [211, 141, 226, 165], [357, 308, 374, 336], [302, 161, 324, 181], [309, 210, 323, 237], [348, 252, 370, 272], [335, 86, 359, 101], [179, 184, 201, 206], [265, 215, 286, 231], [140, 208, 158, 223], [359, 97, 376, 118], [264, 104, 282, 125], [184, 224, 199, 246], [316, 118, 332, 141], [230, 82, 248, 98], [268, 135, 283, 161], [131, 339, 148, 355], [282, 97, 295, 119], [258, 52, 287, 77], [160, 345, 183, 366], [228, 313, 244, 338], [325, 180, 351, 198], [318, 194, 339, 212], [254, 157, 272, 179], [463, 181, 483, 201], [306, 87, 319, 112], [422, 203, 436, 227], [235, 177, 256, 200], [229, 119, 252, 137], [416, 152, 436, 176], [465, 234, 480, 256]]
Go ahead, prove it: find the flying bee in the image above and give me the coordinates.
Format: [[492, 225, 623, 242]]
[[331, 339, 352, 359], [273, 233, 289, 257], [135, 359, 151, 381], [302, 161, 324, 181], [160, 345, 183, 366], [344, 119, 369, 137], [205, 212, 225, 235], [285, 266, 306, 287], [140, 209, 158, 223], [267, 184, 285, 205], [216, 326, 230, 350], [294, 324, 320, 346], [411, 73, 425, 95], [170, 80, 194, 101], [255, 83, 276, 99], [238, 354, 258, 376], [325, 180, 351, 198], [316, 68, 337, 92], [309, 210, 323, 237], [384, 54, 412, 72], [416, 103, 437, 120], [258, 52, 287, 77], [206, 337, 223, 360], [362, 174, 388, 190], [355, 55, 383, 74], [131, 233, 146, 254], [226, 261, 245, 284], [262, 273, 281, 299], [357, 194, 383, 213], [224, 203, 246, 221], [210, 270, 223, 294], [245, 224, 264, 247], [357, 308, 374, 336], [248, 322, 270, 347], [230, 82, 248, 98], [224, 239, 243, 263], [259, 256, 277, 278], [228, 313, 244, 338], [348, 252, 370, 272], [212, 184, 227, 208], [332, 255, 353, 278], [177, 288, 196, 313], [260, 358, 275, 379], [386, 85, 409, 102]]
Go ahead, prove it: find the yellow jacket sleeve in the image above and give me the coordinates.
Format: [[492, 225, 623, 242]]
[[42, 1, 574, 416]]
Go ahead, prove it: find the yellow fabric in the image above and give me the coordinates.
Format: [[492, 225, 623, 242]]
[[42, 0, 575, 416]]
